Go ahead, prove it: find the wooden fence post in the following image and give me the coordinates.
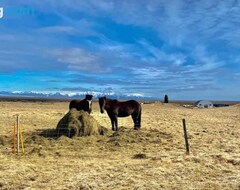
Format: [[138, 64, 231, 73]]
[[182, 119, 190, 155]]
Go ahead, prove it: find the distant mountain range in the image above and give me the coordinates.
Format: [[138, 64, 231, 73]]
[[0, 91, 157, 100]]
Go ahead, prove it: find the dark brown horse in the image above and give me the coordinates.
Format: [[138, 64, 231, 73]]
[[98, 96, 142, 131], [69, 94, 93, 114]]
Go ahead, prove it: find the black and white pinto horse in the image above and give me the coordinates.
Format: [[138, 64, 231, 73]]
[[98, 96, 142, 131], [69, 94, 93, 114]]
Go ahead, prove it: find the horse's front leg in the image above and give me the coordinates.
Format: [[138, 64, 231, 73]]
[[111, 116, 118, 131], [107, 111, 115, 131], [110, 118, 115, 131], [114, 115, 118, 131]]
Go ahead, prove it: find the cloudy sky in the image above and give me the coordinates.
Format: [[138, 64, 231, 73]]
[[0, 0, 239, 100]]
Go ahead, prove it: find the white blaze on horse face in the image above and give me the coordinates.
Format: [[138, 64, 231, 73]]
[[0, 7, 3, 19], [87, 100, 92, 110]]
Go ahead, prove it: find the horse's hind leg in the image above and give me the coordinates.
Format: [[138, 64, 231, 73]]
[[132, 113, 140, 130], [137, 108, 141, 129]]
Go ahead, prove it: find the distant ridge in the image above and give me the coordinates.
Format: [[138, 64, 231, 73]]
[[0, 91, 239, 104]]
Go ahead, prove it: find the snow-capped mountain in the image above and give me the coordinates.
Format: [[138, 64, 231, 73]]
[[0, 91, 156, 100]]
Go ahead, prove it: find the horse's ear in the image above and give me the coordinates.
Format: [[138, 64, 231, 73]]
[[104, 96, 106, 99]]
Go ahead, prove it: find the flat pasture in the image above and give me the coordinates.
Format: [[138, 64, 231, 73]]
[[0, 101, 239, 189]]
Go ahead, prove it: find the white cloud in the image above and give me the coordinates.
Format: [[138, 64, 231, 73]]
[[138, 39, 186, 64], [132, 67, 171, 79], [6, 0, 240, 47], [188, 45, 225, 72], [51, 48, 112, 73], [38, 26, 77, 34]]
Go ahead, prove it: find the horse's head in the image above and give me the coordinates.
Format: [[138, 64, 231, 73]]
[[85, 94, 93, 100], [98, 96, 106, 113]]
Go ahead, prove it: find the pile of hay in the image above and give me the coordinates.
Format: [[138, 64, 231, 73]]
[[56, 109, 107, 138]]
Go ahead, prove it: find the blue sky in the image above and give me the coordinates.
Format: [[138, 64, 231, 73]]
[[0, 0, 239, 100]]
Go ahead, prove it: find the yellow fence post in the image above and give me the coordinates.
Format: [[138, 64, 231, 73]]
[[17, 115, 20, 153], [20, 125, 24, 154]]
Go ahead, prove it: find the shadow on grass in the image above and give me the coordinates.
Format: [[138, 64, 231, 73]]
[[36, 128, 60, 139]]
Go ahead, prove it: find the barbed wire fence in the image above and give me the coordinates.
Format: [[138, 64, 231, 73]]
[[0, 114, 67, 153]]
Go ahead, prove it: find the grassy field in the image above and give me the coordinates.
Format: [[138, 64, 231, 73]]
[[0, 101, 239, 190]]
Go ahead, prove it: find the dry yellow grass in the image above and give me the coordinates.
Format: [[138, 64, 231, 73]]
[[0, 101, 239, 190]]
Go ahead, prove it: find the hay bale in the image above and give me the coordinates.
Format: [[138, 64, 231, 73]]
[[56, 109, 107, 138]]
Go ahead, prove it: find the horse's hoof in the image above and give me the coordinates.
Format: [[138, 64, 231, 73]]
[[134, 127, 140, 130]]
